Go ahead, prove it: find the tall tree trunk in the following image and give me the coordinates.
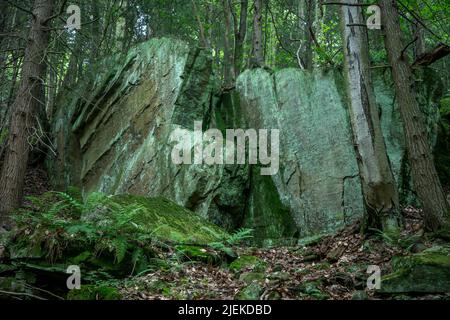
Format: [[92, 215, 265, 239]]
[[122, 0, 136, 52], [192, 0, 208, 48], [90, 1, 101, 59], [0, 0, 53, 226], [234, 0, 248, 77], [250, 0, 264, 67], [222, 0, 235, 86], [340, 0, 400, 232], [380, 0, 449, 231], [0, 0, 8, 71], [411, 22, 426, 59], [298, 0, 314, 70], [0, 1, 10, 129]]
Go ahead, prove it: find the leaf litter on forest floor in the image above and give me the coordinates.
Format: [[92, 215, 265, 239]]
[[119, 206, 447, 300]]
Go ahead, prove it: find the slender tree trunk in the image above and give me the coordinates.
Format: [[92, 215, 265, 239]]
[[298, 0, 314, 70], [0, 0, 53, 226], [91, 1, 101, 59], [122, 0, 136, 52], [340, 0, 400, 232], [250, 0, 264, 67], [0, 2, 10, 129], [380, 0, 449, 231], [411, 22, 426, 59], [234, 0, 248, 77], [192, 0, 208, 48], [223, 0, 235, 86]]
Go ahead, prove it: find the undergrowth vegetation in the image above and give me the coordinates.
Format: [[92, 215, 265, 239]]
[[371, 228, 423, 251], [0, 190, 254, 299]]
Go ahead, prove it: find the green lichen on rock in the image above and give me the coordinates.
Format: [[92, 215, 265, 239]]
[[380, 246, 450, 294], [237, 68, 364, 237], [50, 37, 254, 241]]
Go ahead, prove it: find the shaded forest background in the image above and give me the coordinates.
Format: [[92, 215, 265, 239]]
[[0, 0, 450, 301], [1, 0, 449, 125]]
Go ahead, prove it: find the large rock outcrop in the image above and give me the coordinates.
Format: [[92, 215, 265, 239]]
[[51, 38, 250, 233], [237, 69, 364, 236], [236, 69, 408, 236], [236, 67, 441, 237], [50, 38, 441, 242]]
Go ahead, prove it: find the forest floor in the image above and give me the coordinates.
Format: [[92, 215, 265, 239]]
[[119, 207, 449, 300], [11, 165, 450, 300]]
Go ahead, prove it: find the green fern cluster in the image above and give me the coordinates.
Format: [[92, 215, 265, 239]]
[[10, 191, 155, 275], [371, 228, 422, 251], [208, 228, 254, 257]]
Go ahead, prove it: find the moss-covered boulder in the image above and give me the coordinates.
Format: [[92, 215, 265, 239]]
[[296, 280, 329, 300], [380, 246, 450, 294], [5, 192, 229, 282], [174, 245, 221, 265], [239, 272, 266, 284], [229, 255, 267, 274], [235, 283, 263, 300], [50, 37, 251, 238], [108, 195, 228, 244], [237, 68, 364, 237]]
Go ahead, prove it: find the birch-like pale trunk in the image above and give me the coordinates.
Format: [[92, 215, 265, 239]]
[[340, 0, 400, 231], [250, 0, 264, 67], [234, 0, 248, 77]]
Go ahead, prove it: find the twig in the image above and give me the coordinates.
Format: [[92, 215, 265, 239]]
[[5, 0, 35, 17], [0, 289, 47, 300], [370, 65, 391, 69], [401, 36, 418, 60], [322, 2, 374, 6], [44, 0, 68, 24], [397, 0, 446, 44], [24, 284, 64, 300]]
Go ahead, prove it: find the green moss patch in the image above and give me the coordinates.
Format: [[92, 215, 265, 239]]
[[1, 191, 231, 299], [380, 246, 450, 294], [67, 285, 121, 300], [229, 255, 267, 273], [174, 245, 221, 265]]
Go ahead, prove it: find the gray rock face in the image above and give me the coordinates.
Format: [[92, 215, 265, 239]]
[[50, 38, 439, 241], [51, 38, 248, 231], [237, 68, 364, 236], [236, 68, 441, 237]]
